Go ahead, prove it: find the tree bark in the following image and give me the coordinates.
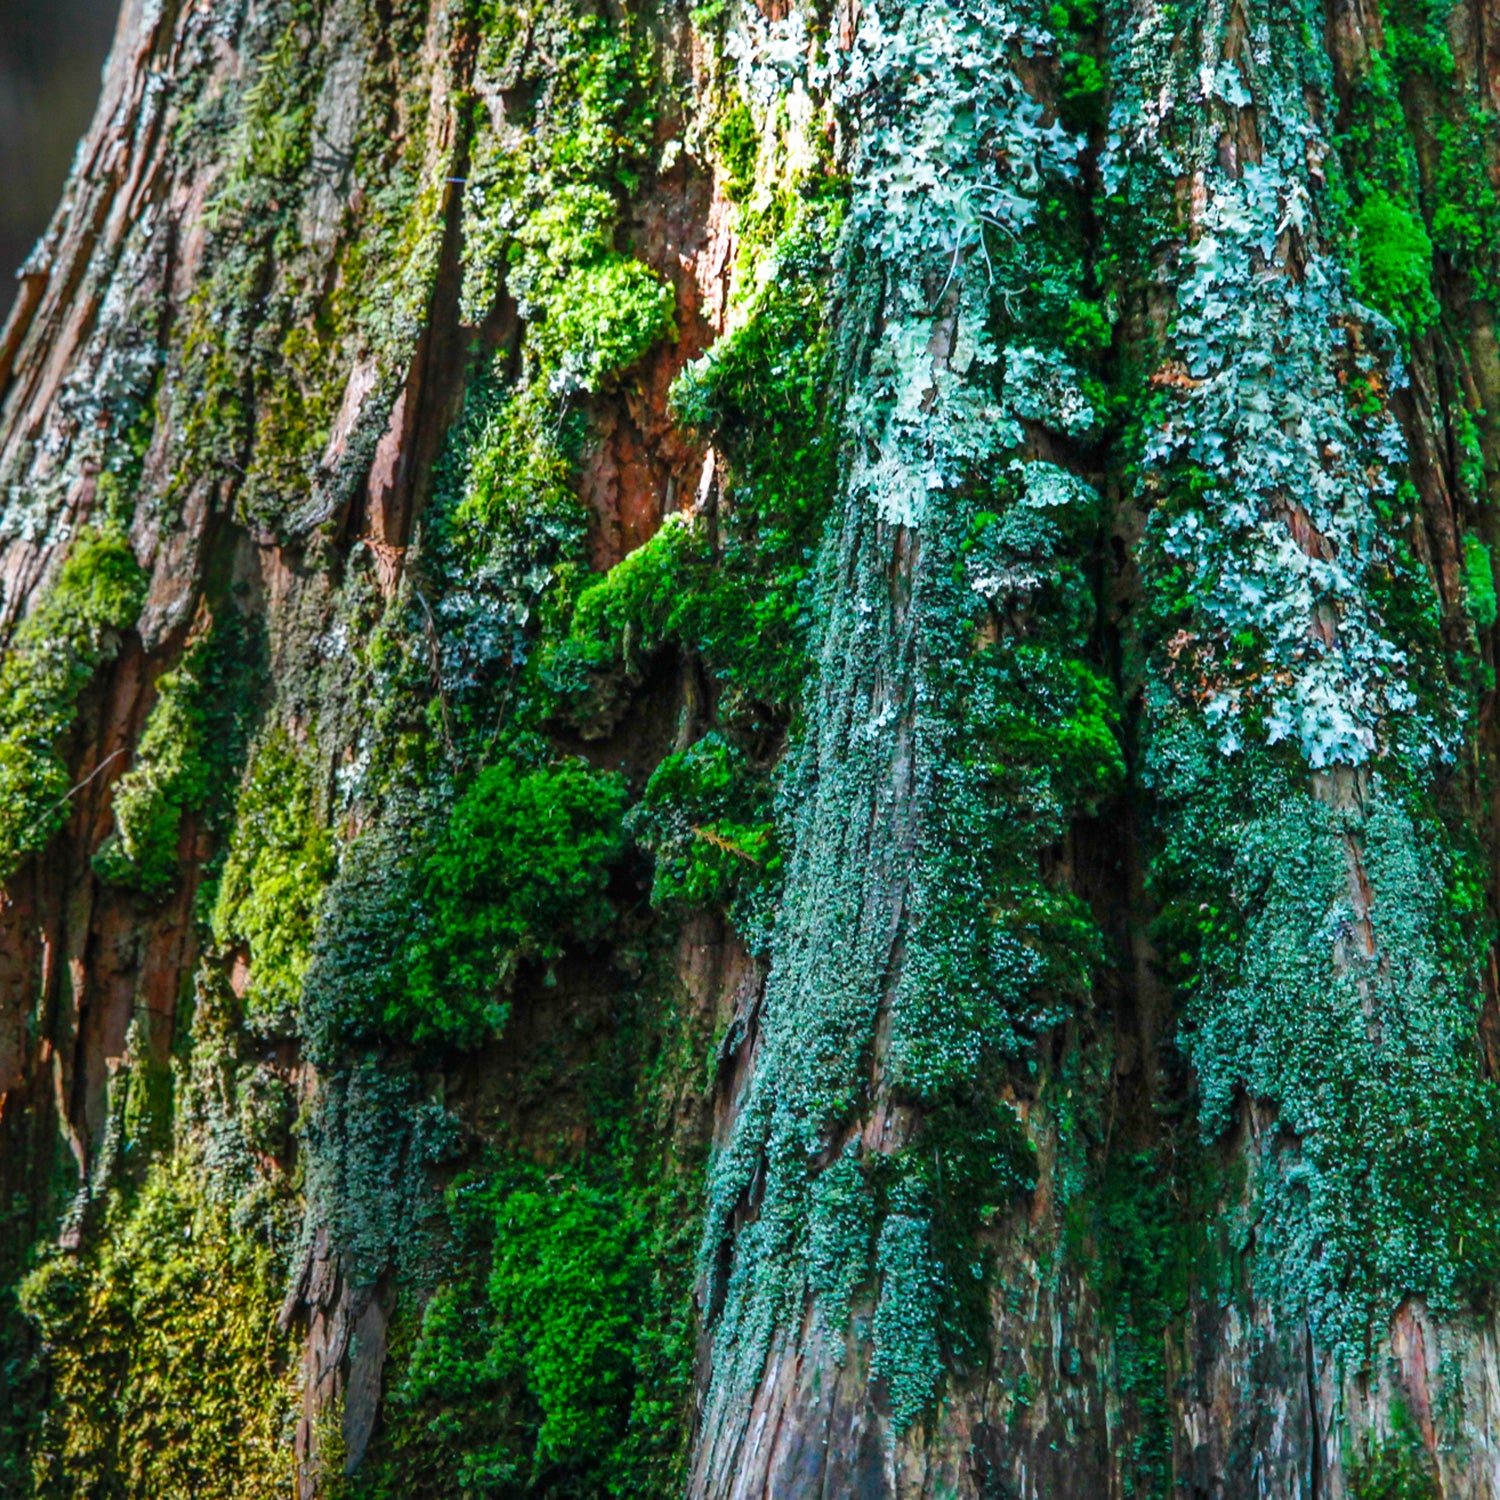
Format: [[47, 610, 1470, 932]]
[[3, 1, 1500, 1497]]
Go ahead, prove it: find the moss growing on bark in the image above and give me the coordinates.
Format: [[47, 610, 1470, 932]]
[[1348, 1401, 1438, 1500], [628, 733, 779, 922], [0, 526, 148, 880], [18, 1165, 296, 1499], [393, 757, 628, 1049], [1464, 534, 1497, 629], [94, 639, 212, 897], [1351, 191, 1439, 338], [210, 728, 335, 1033]]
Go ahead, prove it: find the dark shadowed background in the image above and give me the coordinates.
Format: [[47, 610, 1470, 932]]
[[0, 0, 120, 289]]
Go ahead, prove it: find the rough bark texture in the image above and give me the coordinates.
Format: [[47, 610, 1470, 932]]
[[3, 1, 1500, 1498]]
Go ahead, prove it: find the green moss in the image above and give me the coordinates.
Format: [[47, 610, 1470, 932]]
[[460, 4, 666, 389], [546, 210, 843, 736], [533, 256, 675, 393], [1091, 1151, 1180, 1497], [237, 320, 348, 531], [450, 386, 582, 551], [1335, 3, 1500, 311], [628, 733, 778, 921], [356, 991, 705, 1500], [94, 638, 213, 897], [210, 728, 335, 1032], [714, 99, 758, 202], [1044, 0, 1107, 132], [1454, 404, 1487, 501], [18, 1164, 296, 1499], [1465, 534, 1497, 629], [506, 183, 675, 393], [165, 16, 321, 518], [362, 1174, 656, 1498], [390, 757, 628, 1049], [387, 367, 592, 775], [0, 526, 148, 880], [1348, 1401, 1438, 1500], [487, 1186, 643, 1470], [543, 515, 708, 726], [1351, 191, 1439, 337]]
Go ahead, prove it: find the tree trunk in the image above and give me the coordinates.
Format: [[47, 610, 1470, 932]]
[[3, 1, 1500, 1497]]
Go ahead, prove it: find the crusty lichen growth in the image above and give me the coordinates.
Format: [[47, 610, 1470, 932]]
[[695, 0, 1115, 1431], [1110, 0, 1500, 1361]]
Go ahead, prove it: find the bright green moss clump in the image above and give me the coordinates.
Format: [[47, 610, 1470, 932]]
[[357, 1155, 694, 1500], [210, 729, 335, 1032], [629, 733, 778, 919], [507, 183, 675, 393], [1464, 534, 1497, 629], [393, 758, 628, 1048], [536, 257, 675, 393], [381, 1184, 641, 1492], [0, 525, 148, 879], [486, 1186, 642, 1469], [460, 6, 672, 393], [95, 639, 211, 897], [1351, 191, 1439, 337]]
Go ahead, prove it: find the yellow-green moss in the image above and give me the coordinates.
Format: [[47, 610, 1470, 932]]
[[19, 1164, 296, 1499], [210, 727, 335, 1032], [94, 637, 212, 897]]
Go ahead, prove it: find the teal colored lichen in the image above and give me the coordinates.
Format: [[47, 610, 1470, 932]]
[[1107, 0, 1500, 1363], [0, 526, 148, 880], [869, 1211, 943, 1430], [698, 0, 1108, 1432]]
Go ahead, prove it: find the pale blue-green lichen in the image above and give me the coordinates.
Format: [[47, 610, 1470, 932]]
[[1112, 0, 1499, 1358], [698, 0, 1105, 1429]]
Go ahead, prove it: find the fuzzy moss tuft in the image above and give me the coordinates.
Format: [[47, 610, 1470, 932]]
[[1351, 191, 1439, 338], [1464, 534, 1496, 629], [95, 640, 212, 896], [390, 757, 628, 1049]]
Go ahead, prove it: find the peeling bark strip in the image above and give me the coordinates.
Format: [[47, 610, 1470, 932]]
[[3, 0, 1500, 1496]]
